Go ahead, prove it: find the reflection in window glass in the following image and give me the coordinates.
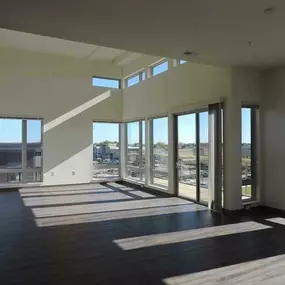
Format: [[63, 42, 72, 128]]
[[151, 117, 168, 188], [127, 122, 140, 167], [152, 61, 169, 76], [92, 77, 120, 89], [199, 112, 209, 203], [93, 122, 120, 180], [127, 74, 140, 87]]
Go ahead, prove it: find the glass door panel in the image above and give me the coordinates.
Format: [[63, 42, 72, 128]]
[[177, 114, 197, 200]]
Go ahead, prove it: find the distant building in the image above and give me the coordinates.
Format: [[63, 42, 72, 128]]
[[241, 144, 251, 158], [93, 143, 120, 162], [0, 142, 42, 168]]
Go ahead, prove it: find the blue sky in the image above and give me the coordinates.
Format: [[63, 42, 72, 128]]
[[0, 111, 250, 144], [93, 108, 251, 144], [0, 119, 41, 143]]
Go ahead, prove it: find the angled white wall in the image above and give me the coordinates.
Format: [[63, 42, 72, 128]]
[[0, 47, 122, 185]]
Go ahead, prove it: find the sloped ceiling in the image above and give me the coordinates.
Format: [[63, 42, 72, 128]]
[[1, 0, 285, 68]]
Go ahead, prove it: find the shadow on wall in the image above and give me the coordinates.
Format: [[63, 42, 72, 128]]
[[43, 91, 111, 174]]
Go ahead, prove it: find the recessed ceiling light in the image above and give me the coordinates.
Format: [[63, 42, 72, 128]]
[[263, 7, 276, 15]]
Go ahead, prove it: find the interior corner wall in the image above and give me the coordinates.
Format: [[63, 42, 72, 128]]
[[223, 68, 261, 210], [261, 66, 285, 210], [0, 47, 123, 186]]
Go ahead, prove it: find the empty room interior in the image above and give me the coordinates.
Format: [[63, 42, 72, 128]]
[[1, 1, 285, 284]]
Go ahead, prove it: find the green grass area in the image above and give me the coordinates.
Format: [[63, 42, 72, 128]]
[[242, 185, 252, 197]]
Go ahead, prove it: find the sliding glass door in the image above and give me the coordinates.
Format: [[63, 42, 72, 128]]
[[126, 120, 145, 182], [177, 113, 197, 200], [149, 116, 168, 188], [176, 111, 209, 204]]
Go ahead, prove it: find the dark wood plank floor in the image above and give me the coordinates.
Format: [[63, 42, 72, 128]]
[[1, 182, 285, 284]]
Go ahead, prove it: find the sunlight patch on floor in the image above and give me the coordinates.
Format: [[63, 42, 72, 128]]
[[163, 254, 285, 285], [35, 204, 198, 227], [266, 217, 285, 225], [22, 192, 132, 207], [32, 197, 193, 218], [114, 221, 271, 250]]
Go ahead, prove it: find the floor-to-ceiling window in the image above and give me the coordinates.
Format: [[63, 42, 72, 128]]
[[0, 117, 42, 184], [177, 113, 197, 200], [93, 122, 120, 180], [150, 116, 168, 188], [126, 120, 145, 182], [241, 106, 258, 201], [176, 111, 209, 205]]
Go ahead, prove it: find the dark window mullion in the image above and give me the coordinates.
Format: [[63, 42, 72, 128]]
[[250, 108, 257, 200], [196, 113, 200, 202]]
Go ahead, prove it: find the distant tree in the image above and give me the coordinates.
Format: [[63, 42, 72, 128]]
[[155, 142, 168, 150]]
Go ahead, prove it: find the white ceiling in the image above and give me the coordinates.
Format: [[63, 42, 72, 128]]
[[0, 28, 143, 66], [1, 0, 285, 68]]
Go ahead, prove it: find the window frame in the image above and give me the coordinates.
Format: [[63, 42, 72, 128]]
[[151, 60, 169, 77], [125, 73, 140, 88], [149, 115, 169, 189], [92, 121, 121, 180], [126, 119, 145, 182], [241, 104, 259, 202], [125, 70, 147, 88], [92, 76, 121, 89], [0, 116, 43, 184]]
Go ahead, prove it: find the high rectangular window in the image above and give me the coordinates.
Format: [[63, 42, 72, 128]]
[[141, 71, 146, 81], [92, 77, 120, 89], [126, 74, 140, 87], [93, 122, 120, 180], [152, 61, 169, 76], [150, 117, 168, 188], [179, 60, 187, 65]]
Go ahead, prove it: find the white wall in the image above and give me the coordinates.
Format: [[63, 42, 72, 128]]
[[261, 66, 285, 210], [0, 45, 264, 208], [122, 54, 162, 78], [123, 62, 231, 120], [0, 47, 122, 185], [223, 68, 261, 210]]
